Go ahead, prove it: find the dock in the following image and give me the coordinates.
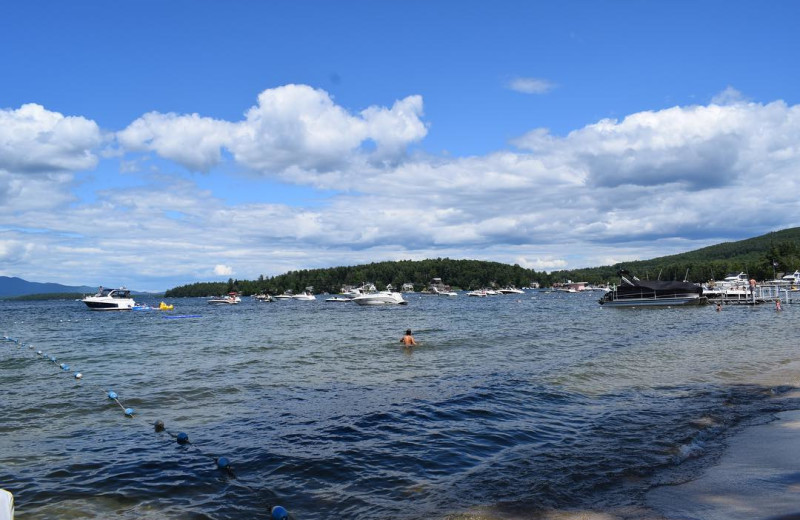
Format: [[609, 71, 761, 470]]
[[707, 285, 800, 305]]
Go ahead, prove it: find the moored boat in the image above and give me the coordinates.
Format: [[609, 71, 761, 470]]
[[208, 292, 240, 305], [82, 287, 136, 311], [352, 290, 408, 306], [599, 271, 707, 307]]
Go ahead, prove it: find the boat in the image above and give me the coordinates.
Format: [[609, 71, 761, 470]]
[[292, 291, 316, 301], [325, 296, 352, 302], [340, 283, 377, 298], [252, 294, 274, 302], [82, 287, 136, 311], [498, 286, 525, 294], [132, 303, 153, 311], [599, 270, 707, 307], [352, 290, 408, 306], [292, 287, 316, 301], [433, 287, 458, 297], [208, 292, 240, 305], [467, 289, 487, 297], [273, 291, 294, 300]]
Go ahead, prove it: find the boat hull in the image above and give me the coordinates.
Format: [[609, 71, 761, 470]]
[[83, 300, 134, 310], [599, 295, 708, 307], [352, 292, 407, 306]]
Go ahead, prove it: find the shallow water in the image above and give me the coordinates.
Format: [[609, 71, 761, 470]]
[[1, 292, 797, 519]]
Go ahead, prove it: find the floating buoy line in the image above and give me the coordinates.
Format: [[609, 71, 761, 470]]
[[2, 334, 292, 519]]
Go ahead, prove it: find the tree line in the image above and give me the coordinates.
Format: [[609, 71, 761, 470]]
[[165, 258, 540, 297], [164, 228, 800, 297]]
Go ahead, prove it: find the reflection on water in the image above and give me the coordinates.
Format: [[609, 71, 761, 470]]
[[0, 293, 797, 519]]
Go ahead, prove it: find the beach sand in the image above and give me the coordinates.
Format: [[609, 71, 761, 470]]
[[647, 393, 800, 520], [447, 388, 800, 520]]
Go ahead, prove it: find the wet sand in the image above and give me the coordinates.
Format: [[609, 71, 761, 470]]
[[648, 403, 800, 520], [448, 389, 800, 520]]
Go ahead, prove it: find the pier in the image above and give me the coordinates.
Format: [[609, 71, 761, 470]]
[[707, 285, 800, 305]]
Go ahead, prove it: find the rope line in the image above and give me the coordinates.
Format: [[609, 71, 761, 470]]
[[2, 334, 289, 518]]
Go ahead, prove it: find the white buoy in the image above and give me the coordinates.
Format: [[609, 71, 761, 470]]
[[0, 488, 13, 520]]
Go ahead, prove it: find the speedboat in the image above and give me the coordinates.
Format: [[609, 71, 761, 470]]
[[82, 287, 136, 311], [498, 286, 525, 294], [467, 289, 487, 297], [292, 291, 316, 301], [325, 296, 352, 302], [352, 291, 408, 306], [208, 292, 240, 305], [252, 294, 274, 302], [599, 270, 707, 307]]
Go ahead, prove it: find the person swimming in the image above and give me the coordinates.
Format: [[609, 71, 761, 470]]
[[400, 329, 417, 346]]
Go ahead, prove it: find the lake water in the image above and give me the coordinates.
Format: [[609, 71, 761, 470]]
[[1, 292, 798, 519]]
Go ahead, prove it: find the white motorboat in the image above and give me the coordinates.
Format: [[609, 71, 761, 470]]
[[325, 296, 352, 302], [208, 292, 240, 305], [292, 291, 316, 301], [253, 293, 274, 302], [352, 291, 408, 306], [467, 289, 487, 297], [498, 286, 525, 294], [82, 287, 136, 311]]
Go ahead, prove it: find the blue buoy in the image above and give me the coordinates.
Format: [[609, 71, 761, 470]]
[[176, 432, 189, 445], [108, 391, 118, 400], [271, 505, 289, 520], [61, 364, 70, 371], [50, 356, 57, 363], [124, 408, 135, 417], [217, 457, 230, 470]]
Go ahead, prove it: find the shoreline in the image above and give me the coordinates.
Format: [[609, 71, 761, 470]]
[[647, 398, 800, 520]]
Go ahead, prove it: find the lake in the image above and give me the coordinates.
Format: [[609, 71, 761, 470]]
[[1, 291, 797, 519]]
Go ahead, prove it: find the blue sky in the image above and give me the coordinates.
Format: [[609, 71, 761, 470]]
[[2, 1, 800, 291]]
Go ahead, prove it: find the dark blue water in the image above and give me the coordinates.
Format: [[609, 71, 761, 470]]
[[1, 292, 797, 519]]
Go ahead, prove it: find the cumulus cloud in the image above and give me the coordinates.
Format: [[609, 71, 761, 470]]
[[6, 87, 800, 290], [213, 264, 233, 276], [117, 84, 428, 175], [0, 103, 102, 173], [507, 77, 557, 94], [117, 112, 231, 173]]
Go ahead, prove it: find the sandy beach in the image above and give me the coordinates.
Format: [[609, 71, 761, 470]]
[[648, 392, 800, 520]]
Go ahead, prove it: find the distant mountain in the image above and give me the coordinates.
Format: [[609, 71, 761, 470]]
[[0, 277, 97, 298]]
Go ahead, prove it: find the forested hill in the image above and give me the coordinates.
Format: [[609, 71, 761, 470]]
[[165, 259, 538, 297], [549, 227, 800, 284], [164, 227, 800, 296]]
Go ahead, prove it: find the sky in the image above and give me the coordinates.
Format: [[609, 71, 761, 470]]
[[1, 1, 800, 291]]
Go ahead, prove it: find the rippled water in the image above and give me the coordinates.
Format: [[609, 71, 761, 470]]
[[1, 292, 798, 519]]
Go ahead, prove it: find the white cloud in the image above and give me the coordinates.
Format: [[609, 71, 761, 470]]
[[507, 77, 557, 94], [6, 87, 800, 290], [0, 103, 102, 174], [213, 264, 234, 276], [117, 84, 428, 175]]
